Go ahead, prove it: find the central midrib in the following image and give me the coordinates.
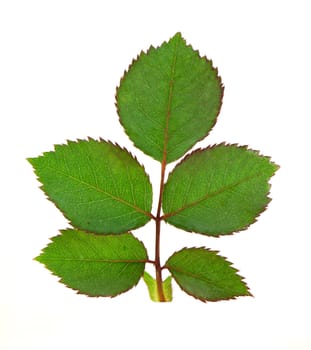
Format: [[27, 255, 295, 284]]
[[163, 170, 268, 219], [47, 165, 152, 218], [162, 38, 179, 164], [166, 263, 245, 295], [40, 257, 148, 263]]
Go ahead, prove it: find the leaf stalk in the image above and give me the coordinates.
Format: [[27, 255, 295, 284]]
[[154, 158, 167, 302]]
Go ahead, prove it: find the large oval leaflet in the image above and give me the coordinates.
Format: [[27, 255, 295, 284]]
[[162, 144, 278, 236], [165, 248, 251, 302], [29, 33, 278, 302], [28, 139, 153, 234], [116, 32, 223, 163], [36, 230, 148, 297]]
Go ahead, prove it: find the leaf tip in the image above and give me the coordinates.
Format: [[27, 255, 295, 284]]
[[34, 252, 44, 264], [27, 156, 40, 167], [172, 31, 183, 39]]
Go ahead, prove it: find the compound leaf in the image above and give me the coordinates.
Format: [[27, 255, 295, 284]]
[[163, 144, 278, 236], [116, 32, 223, 163], [28, 138, 152, 234], [143, 271, 173, 302], [35, 229, 148, 297], [166, 248, 251, 302]]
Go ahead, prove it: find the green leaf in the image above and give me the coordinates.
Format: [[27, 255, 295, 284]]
[[163, 144, 279, 236], [143, 271, 173, 302], [35, 230, 148, 297], [28, 138, 152, 234], [166, 248, 251, 302], [116, 32, 223, 163]]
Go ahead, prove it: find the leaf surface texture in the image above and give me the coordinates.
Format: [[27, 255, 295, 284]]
[[116, 32, 223, 163], [28, 139, 152, 234], [166, 248, 250, 301], [36, 230, 148, 297], [163, 144, 278, 235]]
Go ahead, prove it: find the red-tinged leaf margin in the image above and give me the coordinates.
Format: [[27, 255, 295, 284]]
[[28, 137, 154, 234], [162, 142, 279, 236], [115, 32, 224, 164], [35, 230, 150, 298], [165, 247, 252, 302]]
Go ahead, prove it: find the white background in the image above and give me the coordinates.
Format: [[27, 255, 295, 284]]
[[1, 0, 310, 349]]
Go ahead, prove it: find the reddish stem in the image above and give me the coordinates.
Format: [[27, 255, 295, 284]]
[[154, 158, 166, 302]]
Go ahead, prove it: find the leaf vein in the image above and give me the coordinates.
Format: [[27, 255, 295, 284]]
[[164, 171, 268, 219], [41, 257, 147, 263], [168, 265, 239, 294], [46, 165, 152, 218]]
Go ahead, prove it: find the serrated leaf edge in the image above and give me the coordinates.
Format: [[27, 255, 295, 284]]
[[28, 137, 154, 235], [115, 32, 224, 164], [165, 247, 252, 303], [35, 230, 149, 298], [163, 142, 279, 237]]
